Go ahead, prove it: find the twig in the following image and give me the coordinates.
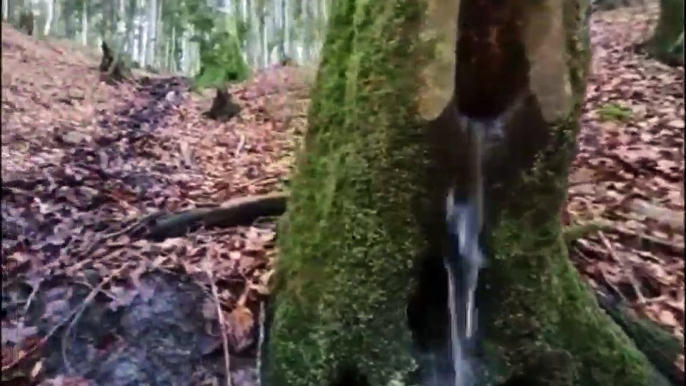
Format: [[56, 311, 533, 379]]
[[567, 178, 598, 187], [61, 264, 131, 374], [102, 211, 168, 239], [2, 331, 52, 371], [78, 211, 167, 258], [598, 232, 646, 305], [256, 300, 266, 385], [235, 134, 246, 156], [593, 218, 684, 254], [22, 279, 43, 314], [614, 226, 684, 254], [2, 266, 126, 372], [205, 268, 232, 386]]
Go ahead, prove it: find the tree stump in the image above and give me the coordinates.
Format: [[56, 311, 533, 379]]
[[99, 41, 127, 83], [203, 88, 241, 122]]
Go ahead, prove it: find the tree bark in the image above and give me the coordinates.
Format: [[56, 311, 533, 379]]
[[263, 1, 673, 386], [643, 0, 684, 66]]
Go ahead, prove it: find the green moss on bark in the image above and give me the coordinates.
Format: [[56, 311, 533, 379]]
[[266, 1, 674, 385], [266, 1, 432, 385], [477, 3, 672, 386]]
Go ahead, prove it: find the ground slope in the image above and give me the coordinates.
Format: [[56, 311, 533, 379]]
[[1, 23, 305, 386]]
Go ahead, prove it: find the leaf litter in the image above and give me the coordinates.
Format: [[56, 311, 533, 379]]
[[2, 4, 684, 385], [565, 4, 684, 367], [2, 23, 305, 386]]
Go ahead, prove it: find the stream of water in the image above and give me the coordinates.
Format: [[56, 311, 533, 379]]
[[444, 119, 491, 386]]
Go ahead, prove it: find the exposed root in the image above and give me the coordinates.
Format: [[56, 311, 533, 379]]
[[596, 290, 685, 386], [563, 222, 609, 244]]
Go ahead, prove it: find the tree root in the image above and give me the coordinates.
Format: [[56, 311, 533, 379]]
[[563, 222, 609, 244], [144, 192, 288, 241], [596, 290, 683, 386]]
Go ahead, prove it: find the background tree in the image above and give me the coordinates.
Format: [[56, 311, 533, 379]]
[[263, 1, 675, 386], [641, 0, 684, 66]]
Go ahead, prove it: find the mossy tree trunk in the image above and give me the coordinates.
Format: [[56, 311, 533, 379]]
[[264, 1, 673, 386], [643, 0, 684, 66]]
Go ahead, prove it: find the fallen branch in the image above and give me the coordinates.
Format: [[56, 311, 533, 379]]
[[144, 192, 288, 241]]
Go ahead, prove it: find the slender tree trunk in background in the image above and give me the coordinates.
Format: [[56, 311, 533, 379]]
[[118, 0, 126, 35], [170, 25, 177, 72], [51, 0, 60, 36], [125, 0, 136, 57], [81, 0, 88, 46], [154, 0, 163, 68], [279, 0, 286, 61], [263, 1, 673, 386], [64, 0, 74, 38], [138, 18, 146, 66], [43, 0, 53, 36], [644, 0, 684, 66], [101, 0, 116, 42], [3, 0, 11, 22]]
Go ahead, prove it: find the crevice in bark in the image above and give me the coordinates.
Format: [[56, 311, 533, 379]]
[[406, 251, 453, 383], [328, 366, 371, 386], [454, 1, 530, 119]]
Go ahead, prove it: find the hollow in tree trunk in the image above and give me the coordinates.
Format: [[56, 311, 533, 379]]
[[263, 1, 673, 386]]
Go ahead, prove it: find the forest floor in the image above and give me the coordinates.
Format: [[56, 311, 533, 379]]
[[1, 4, 684, 386]]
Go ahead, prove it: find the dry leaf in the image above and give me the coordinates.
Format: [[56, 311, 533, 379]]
[[31, 360, 43, 378], [226, 305, 255, 353]]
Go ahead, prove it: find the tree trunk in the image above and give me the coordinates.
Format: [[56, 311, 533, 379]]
[[643, 0, 684, 66], [64, 0, 74, 38], [81, 0, 88, 46], [263, 1, 673, 386], [43, 0, 53, 36]]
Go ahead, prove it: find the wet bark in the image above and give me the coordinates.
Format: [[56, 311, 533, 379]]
[[263, 1, 676, 386]]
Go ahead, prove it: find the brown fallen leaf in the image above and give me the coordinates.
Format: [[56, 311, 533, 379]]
[[658, 309, 678, 327], [31, 360, 43, 379], [226, 305, 255, 353]]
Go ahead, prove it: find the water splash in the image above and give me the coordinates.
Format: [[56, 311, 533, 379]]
[[445, 189, 484, 386], [443, 114, 504, 386]]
